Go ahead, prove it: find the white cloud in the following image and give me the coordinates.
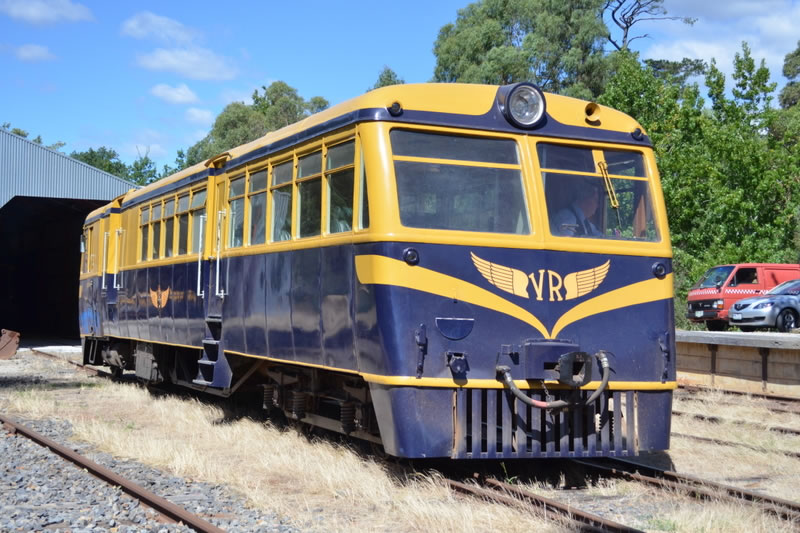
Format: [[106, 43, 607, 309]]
[[663, 0, 789, 22], [136, 47, 237, 81], [0, 0, 91, 24], [121, 12, 196, 45], [15, 44, 55, 62], [150, 83, 198, 104], [185, 108, 214, 126]]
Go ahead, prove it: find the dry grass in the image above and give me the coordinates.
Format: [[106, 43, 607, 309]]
[[3, 356, 800, 532], [1, 378, 564, 533]]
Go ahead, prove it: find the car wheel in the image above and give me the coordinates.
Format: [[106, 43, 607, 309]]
[[777, 309, 797, 332], [706, 320, 728, 332]]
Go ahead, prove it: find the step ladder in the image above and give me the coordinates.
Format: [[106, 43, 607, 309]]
[[193, 314, 232, 389]]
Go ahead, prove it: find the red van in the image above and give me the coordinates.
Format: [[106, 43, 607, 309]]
[[686, 263, 800, 330]]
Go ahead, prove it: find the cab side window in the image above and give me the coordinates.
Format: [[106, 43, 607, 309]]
[[732, 268, 758, 286]]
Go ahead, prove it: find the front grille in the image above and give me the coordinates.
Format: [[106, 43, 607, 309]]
[[734, 303, 750, 311], [452, 388, 637, 459], [688, 300, 716, 311]]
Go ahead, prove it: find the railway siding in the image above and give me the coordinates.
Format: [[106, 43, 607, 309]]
[[676, 330, 800, 398]]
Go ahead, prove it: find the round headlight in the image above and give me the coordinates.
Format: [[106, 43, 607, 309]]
[[505, 84, 545, 128]]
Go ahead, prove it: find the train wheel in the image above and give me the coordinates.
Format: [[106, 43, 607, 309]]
[[776, 309, 797, 332]]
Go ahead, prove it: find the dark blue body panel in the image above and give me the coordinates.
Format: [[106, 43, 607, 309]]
[[80, 240, 674, 458]]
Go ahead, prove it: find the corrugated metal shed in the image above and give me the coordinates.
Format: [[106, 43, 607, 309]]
[[0, 128, 134, 208]]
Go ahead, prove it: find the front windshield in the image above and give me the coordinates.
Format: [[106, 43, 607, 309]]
[[767, 279, 800, 295], [539, 143, 659, 241], [694, 266, 734, 289], [391, 130, 530, 234]]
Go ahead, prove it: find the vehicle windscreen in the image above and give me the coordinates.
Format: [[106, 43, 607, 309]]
[[693, 266, 734, 289], [539, 143, 659, 241], [390, 130, 530, 234], [767, 279, 800, 295]]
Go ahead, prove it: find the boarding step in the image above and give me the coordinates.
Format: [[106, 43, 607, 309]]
[[205, 315, 222, 340]]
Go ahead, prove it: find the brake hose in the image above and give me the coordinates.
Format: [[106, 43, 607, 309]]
[[497, 351, 611, 410]]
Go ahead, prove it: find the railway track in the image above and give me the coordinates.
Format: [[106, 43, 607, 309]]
[[577, 458, 800, 523], [444, 475, 642, 532], [0, 413, 224, 533]]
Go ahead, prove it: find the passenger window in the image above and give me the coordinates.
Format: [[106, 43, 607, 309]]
[[190, 188, 207, 253], [297, 151, 322, 238], [249, 169, 267, 245], [228, 176, 245, 248], [140, 206, 149, 262], [271, 160, 293, 242], [164, 198, 175, 258], [177, 194, 189, 255], [326, 141, 354, 233], [151, 202, 162, 259]]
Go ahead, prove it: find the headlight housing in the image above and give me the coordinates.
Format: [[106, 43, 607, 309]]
[[499, 83, 546, 128], [754, 301, 774, 309], [714, 299, 724, 309]]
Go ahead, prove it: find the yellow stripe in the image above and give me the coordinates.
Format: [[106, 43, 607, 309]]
[[355, 254, 550, 338], [224, 349, 361, 375], [355, 255, 673, 339], [362, 373, 677, 390], [551, 273, 674, 338]]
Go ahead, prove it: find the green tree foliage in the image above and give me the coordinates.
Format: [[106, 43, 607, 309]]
[[779, 40, 800, 109], [185, 81, 330, 168], [185, 102, 268, 167], [432, 0, 608, 98], [70, 147, 130, 178], [601, 47, 800, 328], [252, 81, 330, 130], [371, 66, 405, 90]]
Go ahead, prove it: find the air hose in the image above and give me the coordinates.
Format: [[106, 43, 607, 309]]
[[496, 351, 611, 410]]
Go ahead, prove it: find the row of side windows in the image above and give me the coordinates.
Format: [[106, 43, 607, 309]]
[[137, 136, 369, 262], [139, 188, 206, 261], [228, 137, 368, 249]]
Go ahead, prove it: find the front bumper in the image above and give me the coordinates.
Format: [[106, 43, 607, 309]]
[[728, 307, 779, 327]]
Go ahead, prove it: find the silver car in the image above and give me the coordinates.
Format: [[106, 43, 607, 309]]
[[728, 278, 800, 332]]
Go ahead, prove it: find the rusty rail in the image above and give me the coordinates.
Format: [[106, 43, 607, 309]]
[[576, 458, 800, 523], [445, 477, 642, 533], [0, 413, 225, 533]]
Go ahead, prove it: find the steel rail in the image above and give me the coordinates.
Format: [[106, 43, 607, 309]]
[[0, 413, 225, 533], [576, 458, 800, 522], [444, 477, 643, 533], [28, 348, 109, 378]]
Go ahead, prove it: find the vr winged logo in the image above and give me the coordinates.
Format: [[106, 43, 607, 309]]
[[470, 252, 610, 302], [149, 287, 170, 309]]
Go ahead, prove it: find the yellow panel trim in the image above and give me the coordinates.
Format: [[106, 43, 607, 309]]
[[355, 255, 673, 339], [355, 254, 550, 338], [361, 374, 678, 390], [550, 273, 674, 339], [225, 349, 361, 375], [393, 155, 521, 170]]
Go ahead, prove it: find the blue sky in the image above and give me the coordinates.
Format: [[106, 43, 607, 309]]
[[1, 0, 798, 170]]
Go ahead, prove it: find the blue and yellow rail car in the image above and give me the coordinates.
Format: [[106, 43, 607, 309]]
[[79, 83, 675, 459]]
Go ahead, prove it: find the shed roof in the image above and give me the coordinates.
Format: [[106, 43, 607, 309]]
[[0, 128, 135, 209]]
